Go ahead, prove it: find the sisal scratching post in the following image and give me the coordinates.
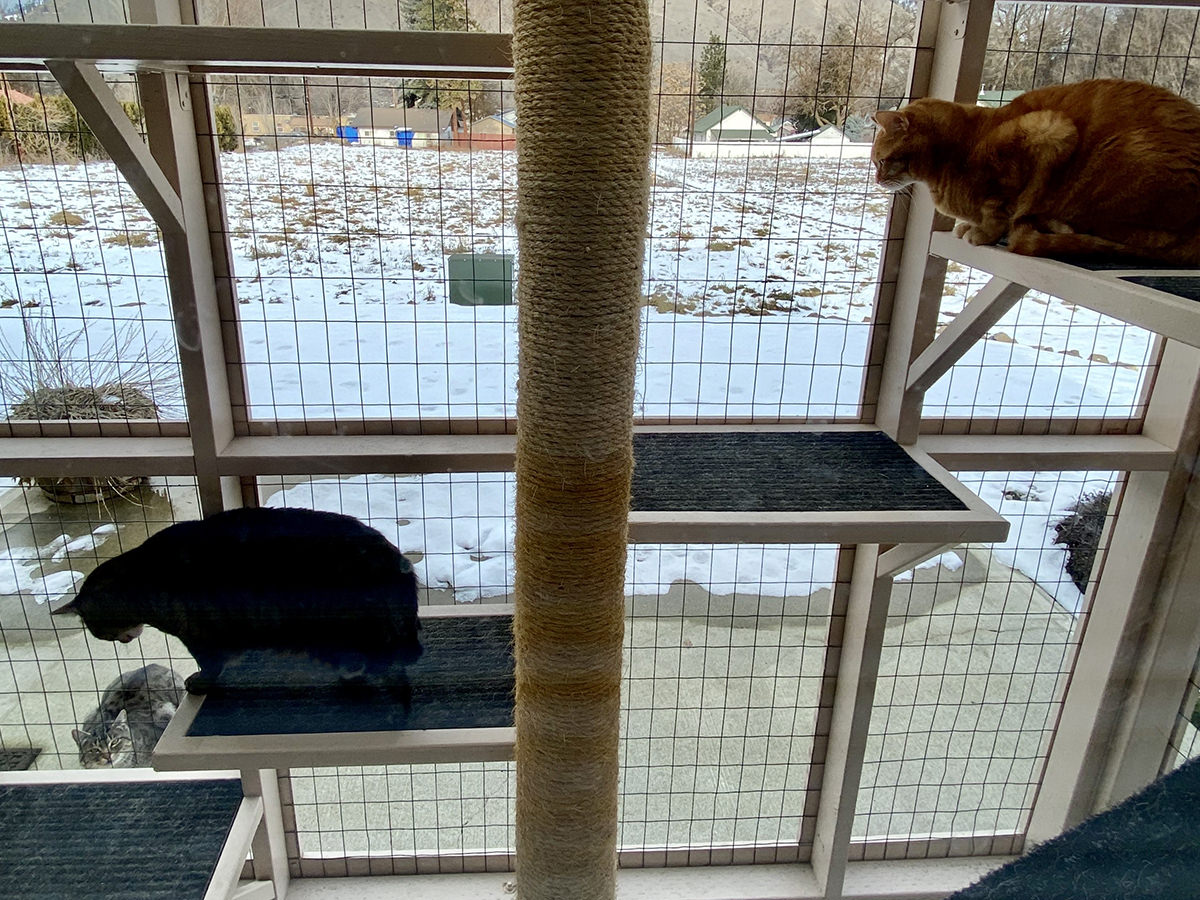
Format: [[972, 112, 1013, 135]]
[[511, 1, 651, 898]]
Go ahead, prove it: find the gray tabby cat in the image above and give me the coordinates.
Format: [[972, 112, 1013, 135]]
[[72, 664, 186, 768]]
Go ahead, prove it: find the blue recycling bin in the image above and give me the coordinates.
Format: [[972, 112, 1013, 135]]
[[396, 129, 415, 148], [336, 125, 359, 144]]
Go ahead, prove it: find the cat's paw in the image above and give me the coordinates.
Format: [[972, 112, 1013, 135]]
[[184, 672, 215, 694], [961, 225, 1003, 246], [953, 221, 972, 238]]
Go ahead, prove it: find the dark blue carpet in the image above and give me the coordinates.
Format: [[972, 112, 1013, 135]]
[[950, 756, 1200, 900], [0, 779, 244, 900]]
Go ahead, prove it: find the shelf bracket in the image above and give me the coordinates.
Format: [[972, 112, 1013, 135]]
[[906, 275, 1028, 397], [44, 59, 185, 235]]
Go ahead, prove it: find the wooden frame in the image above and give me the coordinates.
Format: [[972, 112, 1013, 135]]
[[931, 233, 1200, 349], [0, 24, 513, 78]]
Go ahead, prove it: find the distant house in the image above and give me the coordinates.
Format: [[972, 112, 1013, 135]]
[[691, 105, 773, 143], [1, 85, 35, 107], [782, 124, 847, 144], [350, 107, 466, 148], [240, 114, 306, 138], [461, 110, 517, 150]]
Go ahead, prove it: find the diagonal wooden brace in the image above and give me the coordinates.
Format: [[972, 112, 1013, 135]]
[[44, 59, 184, 235], [906, 275, 1029, 395]]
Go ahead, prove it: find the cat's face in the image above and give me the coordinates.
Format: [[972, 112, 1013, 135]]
[[73, 709, 133, 768], [871, 107, 927, 192]]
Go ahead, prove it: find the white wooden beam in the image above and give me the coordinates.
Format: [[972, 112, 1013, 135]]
[[874, 0, 996, 444], [919, 434, 1176, 472], [1028, 341, 1200, 842], [876, 543, 948, 580], [811, 546, 892, 900], [242, 768, 291, 900], [217, 434, 516, 475], [43, 60, 184, 234], [0, 24, 513, 77], [931, 233, 1200, 349], [203, 795, 264, 900], [906, 277, 1028, 393]]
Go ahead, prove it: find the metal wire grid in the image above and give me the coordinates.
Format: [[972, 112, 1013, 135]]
[[1162, 648, 1200, 773], [207, 75, 518, 429], [851, 470, 1119, 858], [286, 541, 838, 871], [924, 262, 1159, 429], [191, 0, 510, 31], [0, 72, 185, 435], [286, 762, 516, 873], [0, 476, 200, 769]]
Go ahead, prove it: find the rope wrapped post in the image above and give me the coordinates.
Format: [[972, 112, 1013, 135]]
[[511, 1, 652, 898]]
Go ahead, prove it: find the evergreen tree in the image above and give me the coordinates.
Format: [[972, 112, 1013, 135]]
[[697, 33, 727, 115], [402, 0, 481, 116], [403, 0, 472, 31]]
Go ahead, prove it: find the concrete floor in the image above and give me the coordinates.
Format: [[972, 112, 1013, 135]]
[[0, 482, 1117, 859]]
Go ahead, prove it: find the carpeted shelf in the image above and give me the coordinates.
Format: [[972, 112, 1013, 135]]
[[950, 755, 1200, 900], [0, 779, 244, 900], [631, 430, 968, 513], [186, 614, 514, 737]]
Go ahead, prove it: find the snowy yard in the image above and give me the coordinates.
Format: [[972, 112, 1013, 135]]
[[0, 146, 1130, 841]]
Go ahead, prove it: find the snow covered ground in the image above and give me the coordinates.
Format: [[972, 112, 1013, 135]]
[[0, 145, 1136, 607]]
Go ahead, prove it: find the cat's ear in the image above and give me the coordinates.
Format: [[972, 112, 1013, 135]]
[[111, 709, 129, 730], [51, 597, 80, 617], [873, 109, 909, 134], [71, 728, 85, 745]]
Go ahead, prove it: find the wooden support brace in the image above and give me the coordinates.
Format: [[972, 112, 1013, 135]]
[[44, 59, 184, 234], [812, 545, 892, 900], [905, 276, 1028, 395], [202, 794, 264, 900], [242, 768, 290, 900], [876, 542, 950, 580]]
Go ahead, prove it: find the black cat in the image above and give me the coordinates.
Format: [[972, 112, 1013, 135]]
[[55, 507, 422, 699]]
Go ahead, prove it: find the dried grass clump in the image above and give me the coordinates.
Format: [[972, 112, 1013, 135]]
[[0, 312, 181, 505]]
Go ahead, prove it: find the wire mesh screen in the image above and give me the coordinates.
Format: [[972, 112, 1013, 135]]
[[924, 264, 1157, 426], [192, 0, 510, 31], [211, 75, 517, 428], [287, 542, 837, 870], [0, 73, 185, 435], [287, 762, 515, 874], [852, 470, 1119, 856], [1163, 649, 1200, 774], [620, 543, 835, 862], [0, 477, 199, 770]]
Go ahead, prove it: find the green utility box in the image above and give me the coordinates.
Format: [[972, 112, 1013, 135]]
[[447, 252, 515, 306]]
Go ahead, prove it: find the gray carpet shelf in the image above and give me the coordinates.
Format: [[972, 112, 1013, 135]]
[[152, 606, 517, 771], [628, 428, 1008, 545], [0, 778, 249, 900], [930, 231, 1200, 348]]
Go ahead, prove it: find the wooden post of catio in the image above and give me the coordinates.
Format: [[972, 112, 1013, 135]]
[[511, 1, 651, 898]]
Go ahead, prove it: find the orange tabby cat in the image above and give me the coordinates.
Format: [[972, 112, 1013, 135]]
[[872, 78, 1200, 264]]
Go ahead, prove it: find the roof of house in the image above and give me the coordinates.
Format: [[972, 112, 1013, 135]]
[[2, 86, 35, 106], [352, 107, 455, 133], [692, 104, 771, 134]]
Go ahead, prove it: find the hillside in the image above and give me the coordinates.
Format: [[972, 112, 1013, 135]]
[[21, 0, 909, 95]]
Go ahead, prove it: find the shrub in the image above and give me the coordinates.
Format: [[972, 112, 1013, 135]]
[[214, 105, 239, 151], [1052, 490, 1112, 592]]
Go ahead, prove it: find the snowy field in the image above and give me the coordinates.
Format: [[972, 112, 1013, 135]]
[[0, 145, 1133, 610]]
